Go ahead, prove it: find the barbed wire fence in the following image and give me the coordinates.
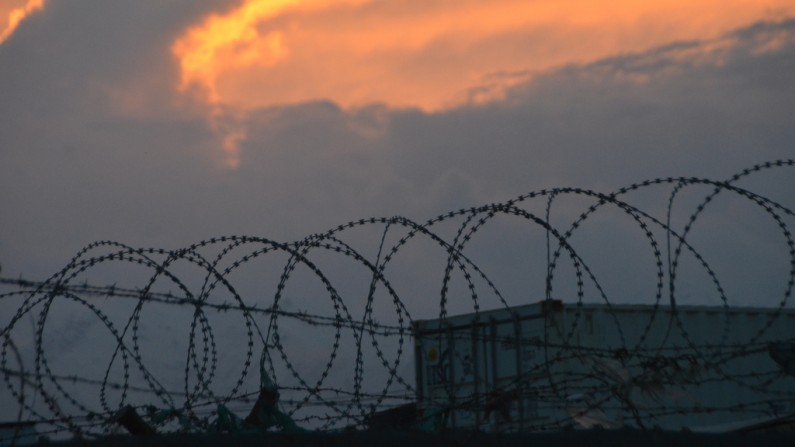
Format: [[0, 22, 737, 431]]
[[1, 160, 794, 441]]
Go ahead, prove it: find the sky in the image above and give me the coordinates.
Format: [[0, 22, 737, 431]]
[[1, 0, 794, 298], [1, 0, 795, 431]]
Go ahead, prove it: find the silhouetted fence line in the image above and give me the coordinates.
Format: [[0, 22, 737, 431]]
[[1, 160, 794, 441]]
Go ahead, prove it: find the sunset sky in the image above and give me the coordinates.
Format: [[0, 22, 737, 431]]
[[2, 2, 795, 425], [170, 0, 792, 111], [1, 0, 794, 301]]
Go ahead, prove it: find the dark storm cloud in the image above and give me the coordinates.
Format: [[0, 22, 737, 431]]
[[0, 0, 236, 276]]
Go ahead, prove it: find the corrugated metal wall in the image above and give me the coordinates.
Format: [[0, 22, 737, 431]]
[[414, 301, 795, 432]]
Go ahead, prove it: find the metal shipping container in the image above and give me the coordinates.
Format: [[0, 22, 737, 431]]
[[413, 300, 795, 432]]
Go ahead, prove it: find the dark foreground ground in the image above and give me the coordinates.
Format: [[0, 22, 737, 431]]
[[43, 429, 795, 447]]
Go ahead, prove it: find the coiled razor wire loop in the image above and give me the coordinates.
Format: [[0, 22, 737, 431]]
[[0, 159, 794, 439]]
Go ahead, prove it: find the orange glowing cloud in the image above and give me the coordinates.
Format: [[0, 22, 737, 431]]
[[173, 0, 793, 112], [0, 0, 44, 45], [172, 0, 793, 166]]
